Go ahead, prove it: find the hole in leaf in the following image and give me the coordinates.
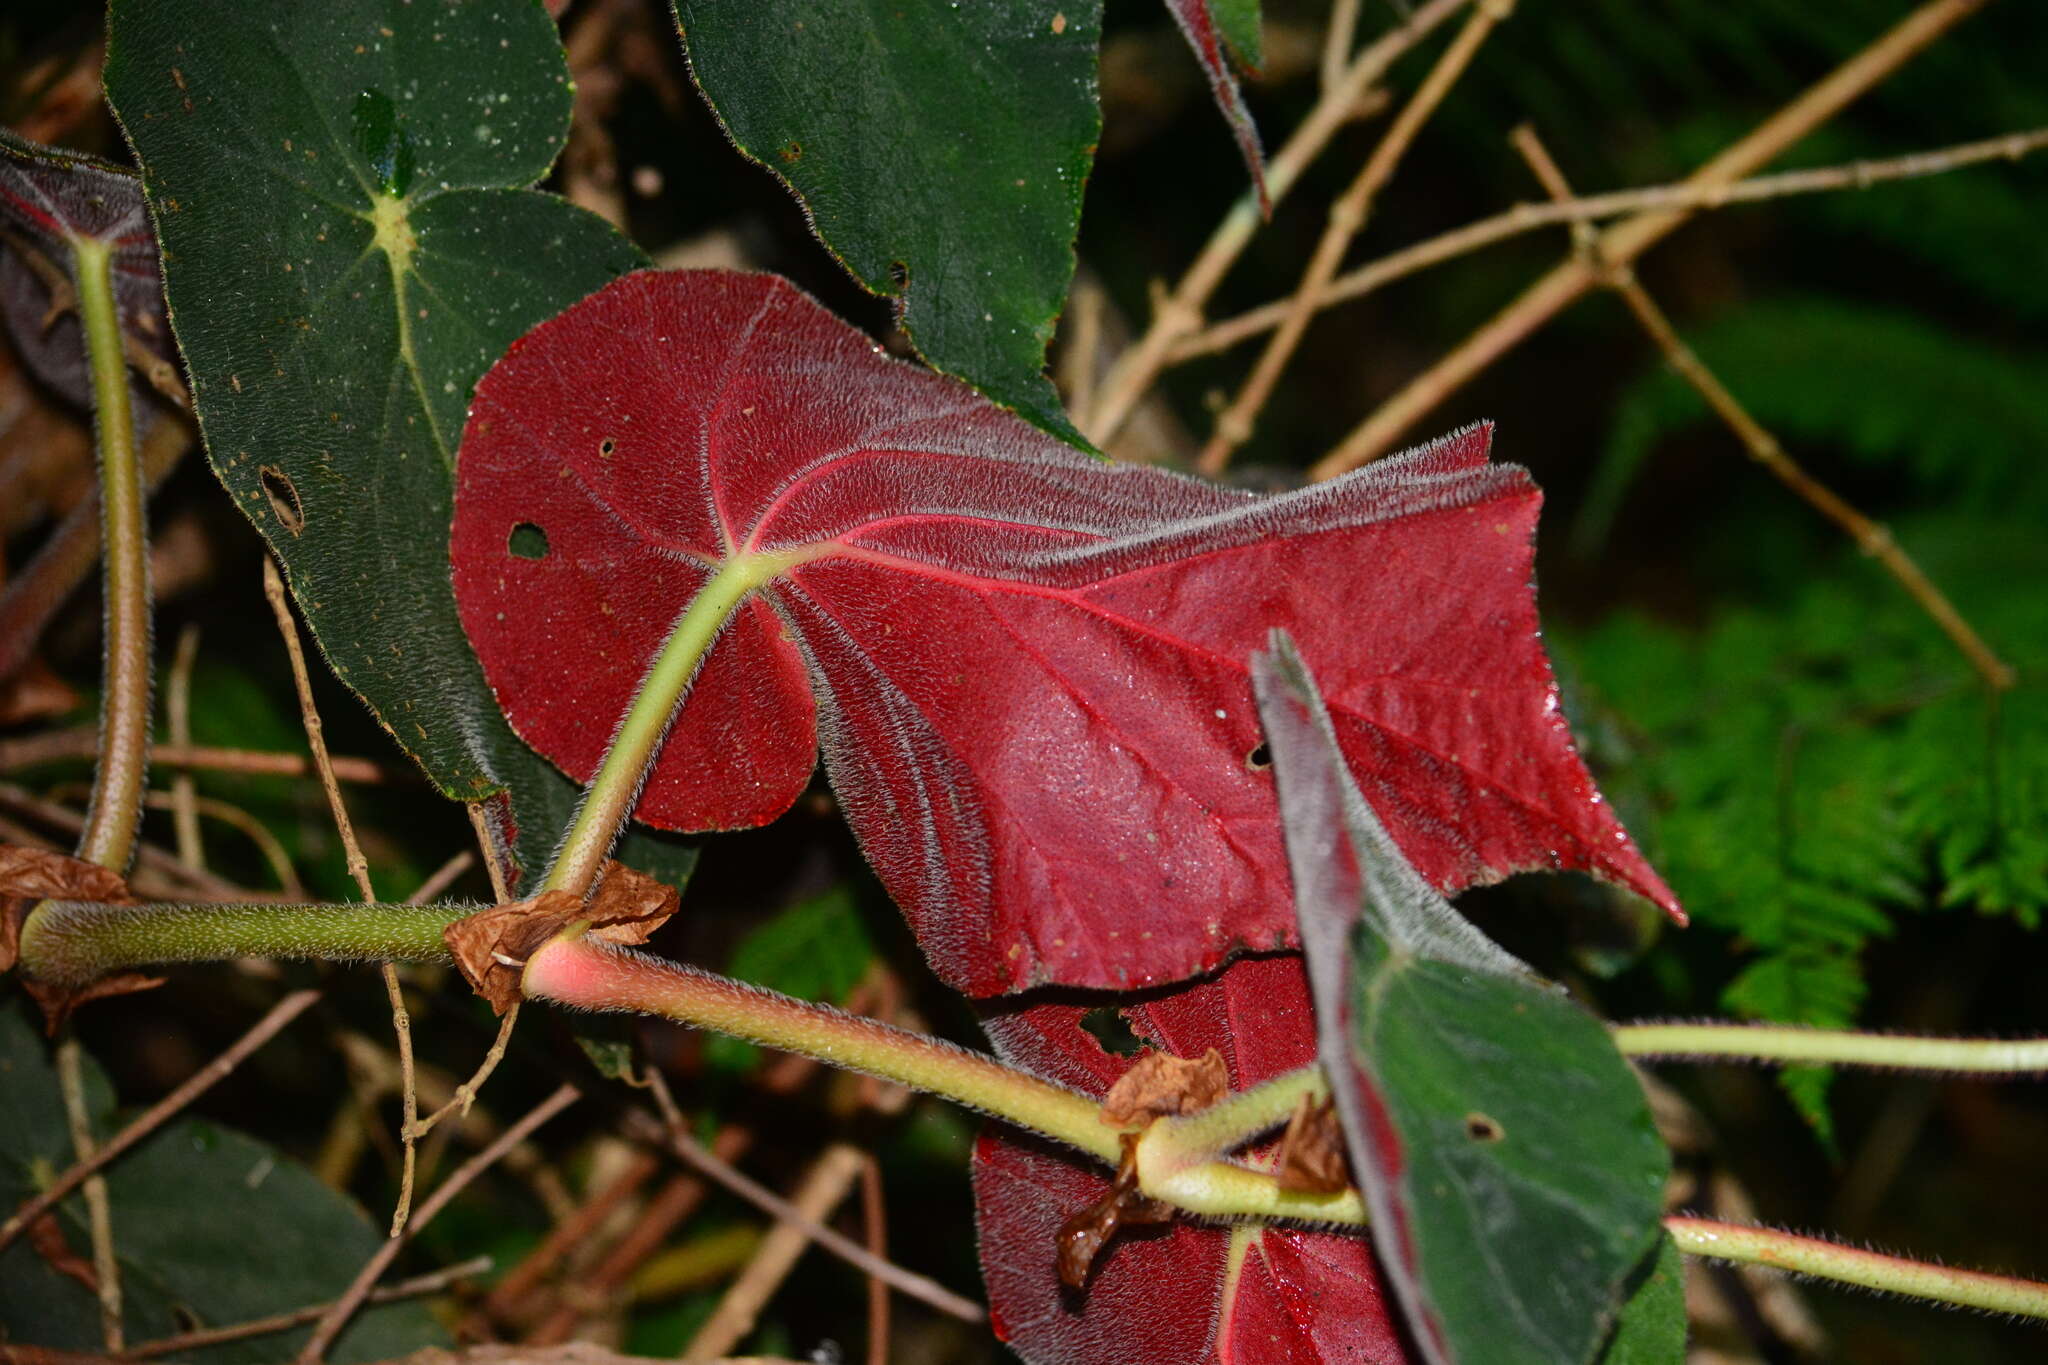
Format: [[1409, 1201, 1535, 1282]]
[[1080, 1006, 1145, 1058], [1464, 1112, 1505, 1143], [599, 437, 616, 457], [779, 140, 803, 164], [887, 260, 910, 291], [1244, 742, 1270, 771], [258, 466, 304, 536], [508, 522, 550, 560]]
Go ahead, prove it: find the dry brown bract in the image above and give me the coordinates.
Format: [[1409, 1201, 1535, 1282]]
[[1099, 1046, 1228, 1127], [1275, 1092, 1352, 1195], [1055, 1134, 1173, 1290], [443, 860, 680, 1014]]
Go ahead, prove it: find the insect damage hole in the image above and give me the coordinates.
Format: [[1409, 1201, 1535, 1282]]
[[598, 437, 616, 457], [1464, 1112, 1505, 1143], [1244, 742, 1270, 771], [258, 465, 304, 536], [508, 522, 550, 560], [1080, 1006, 1145, 1058]]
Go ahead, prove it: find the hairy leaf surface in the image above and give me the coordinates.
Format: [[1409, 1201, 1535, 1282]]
[[974, 954, 1409, 1364], [452, 268, 1675, 995]]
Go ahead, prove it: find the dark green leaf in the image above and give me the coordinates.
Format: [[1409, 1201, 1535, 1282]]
[[103, 0, 683, 889], [1597, 1235, 1687, 1365], [1253, 633, 1670, 1365], [0, 1007, 445, 1362], [673, 0, 1101, 442], [703, 886, 874, 1073]]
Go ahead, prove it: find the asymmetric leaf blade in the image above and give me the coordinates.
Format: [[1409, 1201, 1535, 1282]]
[[1253, 634, 1671, 1365], [451, 268, 1676, 996]]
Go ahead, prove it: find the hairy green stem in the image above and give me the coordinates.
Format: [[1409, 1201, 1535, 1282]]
[[1614, 1022, 2048, 1073], [1666, 1216, 2048, 1320], [524, 936, 1120, 1162], [1145, 1062, 1329, 1165], [522, 936, 1361, 1225], [71, 234, 151, 875], [18, 899, 467, 987], [544, 552, 798, 900]]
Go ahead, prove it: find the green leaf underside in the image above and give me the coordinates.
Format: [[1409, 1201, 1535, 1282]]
[[103, 0, 688, 887], [674, 0, 1101, 443], [0, 1008, 444, 1362], [1596, 1235, 1686, 1365], [1352, 930, 1670, 1364]]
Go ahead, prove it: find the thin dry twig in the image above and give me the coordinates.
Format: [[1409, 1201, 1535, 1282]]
[[1321, 0, 1362, 93], [1198, 0, 1512, 474], [141, 789, 304, 896], [0, 987, 323, 1256], [1310, 0, 1996, 478], [118, 1255, 493, 1360], [262, 556, 423, 1232], [1177, 124, 2048, 363], [681, 1143, 870, 1363], [0, 785, 259, 902], [408, 850, 476, 907], [523, 1056, 827, 1344], [464, 801, 513, 902], [165, 625, 203, 872], [478, 1148, 662, 1333], [0, 728, 392, 783], [297, 1085, 581, 1365], [1082, 0, 1474, 445], [54, 1038, 122, 1351], [858, 1154, 889, 1365], [1508, 124, 2015, 692], [626, 1086, 983, 1325]]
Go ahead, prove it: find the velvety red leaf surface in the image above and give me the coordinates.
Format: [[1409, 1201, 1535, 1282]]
[[1162, 0, 1270, 215], [452, 268, 1676, 996], [974, 953, 1411, 1364]]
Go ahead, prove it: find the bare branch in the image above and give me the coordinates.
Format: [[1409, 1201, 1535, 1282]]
[[1311, 0, 1996, 478]]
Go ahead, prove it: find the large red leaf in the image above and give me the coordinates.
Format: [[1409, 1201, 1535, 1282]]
[[974, 953, 1411, 1364], [451, 268, 1676, 996]]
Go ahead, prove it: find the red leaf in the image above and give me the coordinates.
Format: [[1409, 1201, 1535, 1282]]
[[452, 269, 1676, 996], [974, 953, 1412, 1364], [1162, 0, 1271, 217]]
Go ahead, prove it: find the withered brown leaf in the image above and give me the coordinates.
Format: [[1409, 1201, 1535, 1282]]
[[1055, 1134, 1173, 1290], [1099, 1046, 1228, 1127], [0, 842, 137, 976], [443, 860, 681, 1013], [1275, 1092, 1352, 1195]]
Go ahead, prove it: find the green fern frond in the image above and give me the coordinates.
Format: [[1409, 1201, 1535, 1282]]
[[1575, 298, 2048, 552]]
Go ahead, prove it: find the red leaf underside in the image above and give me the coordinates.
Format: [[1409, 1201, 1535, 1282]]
[[974, 953, 1412, 1364], [452, 269, 1676, 996]]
